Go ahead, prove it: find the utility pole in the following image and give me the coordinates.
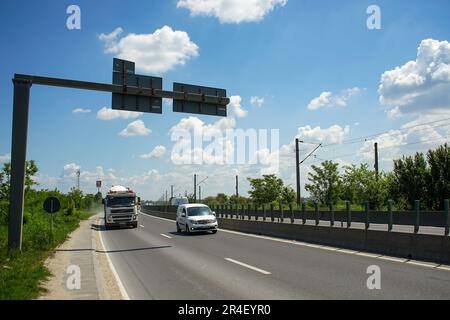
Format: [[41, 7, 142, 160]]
[[236, 175, 239, 199], [171, 185, 174, 199], [194, 174, 197, 202], [295, 139, 301, 205], [165, 190, 168, 203], [374, 142, 379, 179], [296, 141, 322, 205], [76, 169, 80, 190], [199, 185, 202, 202]]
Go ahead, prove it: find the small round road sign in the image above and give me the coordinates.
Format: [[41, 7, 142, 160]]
[[43, 196, 61, 214]]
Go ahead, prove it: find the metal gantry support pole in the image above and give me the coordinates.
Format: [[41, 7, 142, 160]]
[[295, 138, 301, 206], [8, 79, 32, 251]]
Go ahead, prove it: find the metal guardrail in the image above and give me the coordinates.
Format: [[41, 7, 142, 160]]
[[142, 199, 450, 236]]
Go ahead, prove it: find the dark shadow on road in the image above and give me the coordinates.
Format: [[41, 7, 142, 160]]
[[91, 224, 105, 231], [55, 248, 94, 252], [96, 245, 172, 254], [169, 231, 214, 237]]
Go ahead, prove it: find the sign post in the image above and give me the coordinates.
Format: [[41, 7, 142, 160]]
[[8, 58, 230, 251], [43, 196, 61, 245]]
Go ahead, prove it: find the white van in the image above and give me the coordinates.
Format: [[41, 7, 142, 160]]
[[170, 197, 189, 207], [176, 204, 218, 234]]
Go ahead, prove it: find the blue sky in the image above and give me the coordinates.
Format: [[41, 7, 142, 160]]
[[1, 0, 450, 200]]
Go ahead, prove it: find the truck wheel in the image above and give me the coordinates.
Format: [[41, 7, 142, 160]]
[[211, 230, 217, 234], [176, 223, 181, 233]]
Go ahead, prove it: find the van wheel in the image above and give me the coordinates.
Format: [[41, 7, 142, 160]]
[[177, 223, 181, 233]]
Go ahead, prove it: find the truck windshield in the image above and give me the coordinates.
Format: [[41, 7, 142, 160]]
[[187, 207, 211, 217], [107, 196, 135, 207]]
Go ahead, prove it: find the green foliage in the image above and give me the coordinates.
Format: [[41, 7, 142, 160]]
[[426, 144, 450, 210], [281, 186, 296, 205], [341, 164, 389, 209], [247, 174, 284, 205], [0, 161, 98, 299], [305, 160, 342, 205]]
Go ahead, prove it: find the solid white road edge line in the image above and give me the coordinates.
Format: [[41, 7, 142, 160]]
[[225, 258, 271, 275], [160, 233, 172, 239], [98, 225, 130, 300], [140, 212, 450, 272]]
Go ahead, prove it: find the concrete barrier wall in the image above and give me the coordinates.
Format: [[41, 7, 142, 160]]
[[141, 208, 450, 264]]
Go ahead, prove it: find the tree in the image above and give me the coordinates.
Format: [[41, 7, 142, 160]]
[[341, 163, 388, 209], [391, 152, 429, 209], [215, 193, 229, 204], [427, 144, 450, 210], [247, 174, 284, 205], [281, 186, 296, 205], [0, 161, 38, 200], [305, 160, 342, 205]]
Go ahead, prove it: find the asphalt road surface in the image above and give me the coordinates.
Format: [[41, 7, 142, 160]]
[[99, 211, 450, 300]]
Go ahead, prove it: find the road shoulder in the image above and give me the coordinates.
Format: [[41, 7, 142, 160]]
[[39, 214, 124, 300]]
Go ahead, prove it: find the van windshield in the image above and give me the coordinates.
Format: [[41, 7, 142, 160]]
[[107, 196, 135, 207], [187, 207, 211, 217]]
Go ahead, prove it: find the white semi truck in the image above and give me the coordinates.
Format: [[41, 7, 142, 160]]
[[103, 185, 140, 229]]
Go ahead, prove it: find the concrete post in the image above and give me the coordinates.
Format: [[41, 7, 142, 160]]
[[290, 203, 294, 224], [445, 199, 449, 236], [330, 202, 334, 227], [280, 202, 284, 223], [414, 200, 420, 234], [365, 201, 370, 230], [346, 201, 351, 228], [387, 200, 393, 232], [315, 202, 319, 226], [302, 202, 306, 225]]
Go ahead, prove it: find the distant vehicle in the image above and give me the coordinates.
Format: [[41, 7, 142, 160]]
[[103, 185, 140, 229], [176, 204, 218, 234], [170, 196, 189, 207]]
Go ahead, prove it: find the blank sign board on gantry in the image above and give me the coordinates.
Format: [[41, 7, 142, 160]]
[[112, 58, 163, 114], [173, 82, 227, 117]]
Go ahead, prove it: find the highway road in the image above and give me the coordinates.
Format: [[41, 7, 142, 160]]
[[99, 211, 450, 300]]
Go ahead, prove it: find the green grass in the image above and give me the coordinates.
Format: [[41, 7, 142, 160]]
[[0, 209, 92, 300]]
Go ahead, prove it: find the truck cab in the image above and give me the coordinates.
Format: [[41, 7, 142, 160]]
[[103, 185, 140, 229]]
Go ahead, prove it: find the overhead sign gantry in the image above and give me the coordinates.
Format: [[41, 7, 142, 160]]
[[8, 58, 230, 251]]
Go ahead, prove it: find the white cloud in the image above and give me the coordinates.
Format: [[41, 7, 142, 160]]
[[72, 108, 91, 114], [297, 125, 351, 144], [96, 107, 142, 121], [140, 145, 167, 159], [99, 25, 199, 73], [379, 39, 450, 116], [63, 163, 81, 175], [307, 87, 362, 110], [228, 96, 247, 118], [250, 96, 265, 107], [0, 153, 11, 163], [176, 0, 287, 24], [386, 106, 402, 119], [119, 120, 151, 137]]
